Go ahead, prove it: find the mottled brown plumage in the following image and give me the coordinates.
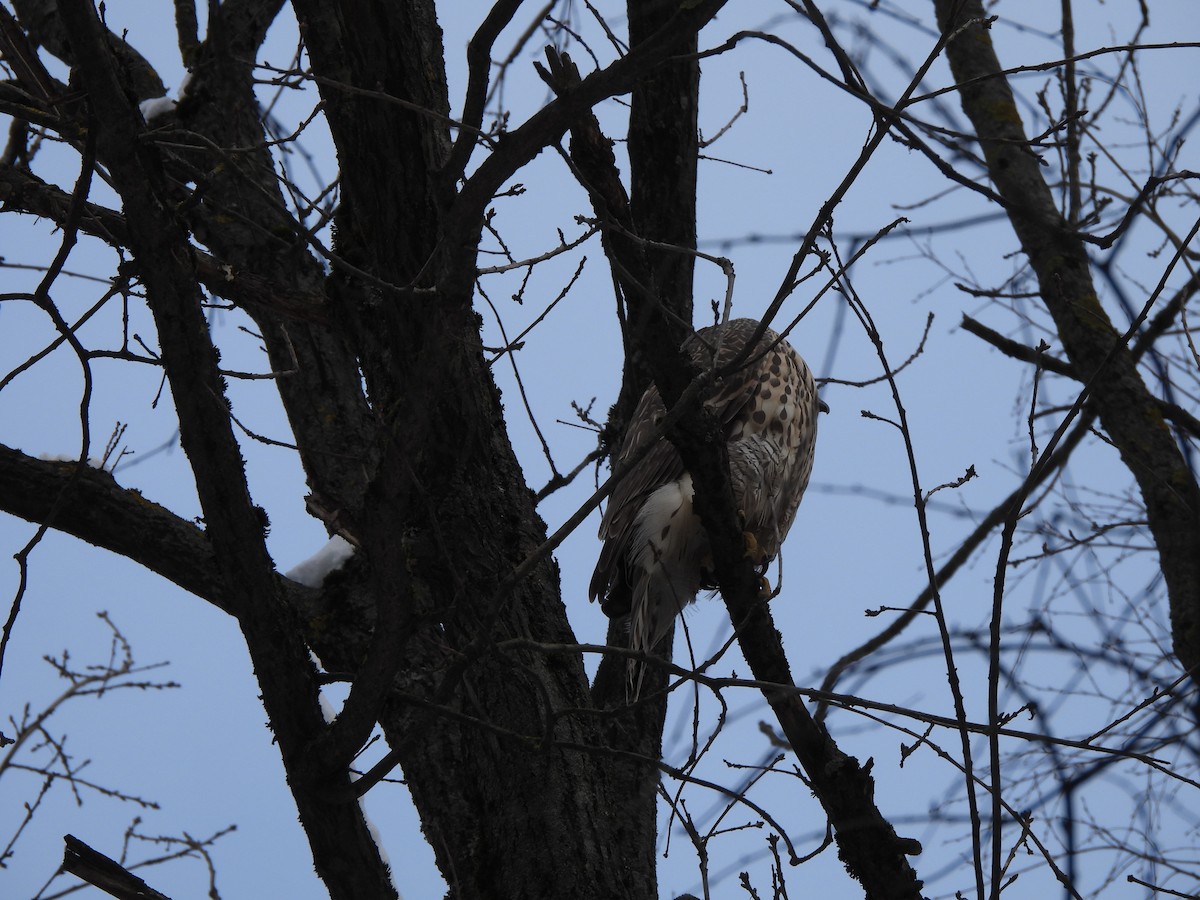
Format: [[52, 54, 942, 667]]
[[590, 319, 823, 693]]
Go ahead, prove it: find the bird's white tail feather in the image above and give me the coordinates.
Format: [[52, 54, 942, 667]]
[[627, 475, 705, 697]]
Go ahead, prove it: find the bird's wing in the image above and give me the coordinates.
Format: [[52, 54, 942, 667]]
[[590, 319, 777, 607], [691, 319, 773, 437], [589, 386, 685, 606]]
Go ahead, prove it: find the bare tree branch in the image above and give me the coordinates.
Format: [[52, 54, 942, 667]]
[[934, 0, 1200, 684], [62, 834, 173, 900], [0, 444, 228, 610]]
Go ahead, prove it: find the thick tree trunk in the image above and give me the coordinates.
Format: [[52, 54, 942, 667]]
[[288, 3, 657, 897]]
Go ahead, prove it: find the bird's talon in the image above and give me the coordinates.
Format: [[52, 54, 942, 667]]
[[743, 530, 764, 564]]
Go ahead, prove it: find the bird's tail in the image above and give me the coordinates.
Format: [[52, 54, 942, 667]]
[[627, 565, 694, 699], [625, 474, 704, 699]]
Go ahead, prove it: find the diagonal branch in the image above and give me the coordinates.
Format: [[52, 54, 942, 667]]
[[0, 163, 332, 322], [551, 41, 927, 900], [934, 0, 1200, 683], [0, 444, 228, 611], [440, 0, 525, 182], [62, 834, 173, 900]]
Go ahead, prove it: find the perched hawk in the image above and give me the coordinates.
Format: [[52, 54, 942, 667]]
[[590, 318, 824, 693]]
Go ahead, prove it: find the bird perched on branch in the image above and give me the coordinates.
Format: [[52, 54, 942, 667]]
[[590, 318, 825, 696]]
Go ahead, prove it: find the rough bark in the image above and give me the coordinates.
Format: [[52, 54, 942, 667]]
[[617, 0, 701, 430], [172, 0, 378, 519], [285, 2, 700, 897], [933, 0, 1200, 682], [0, 446, 226, 610], [617, 4, 703, 881]]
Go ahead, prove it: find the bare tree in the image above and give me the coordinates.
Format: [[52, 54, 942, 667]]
[[1, 2, 1197, 899]]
